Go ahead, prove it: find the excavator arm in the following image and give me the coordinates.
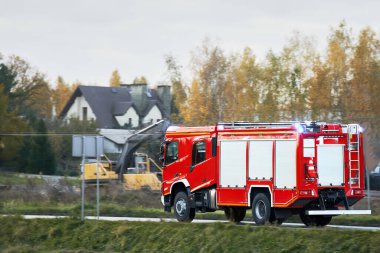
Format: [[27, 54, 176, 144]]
[[114, 119, 170, 179]]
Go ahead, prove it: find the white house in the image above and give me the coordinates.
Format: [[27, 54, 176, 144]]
[[64, 95, 96, 121], [60, 84, 171, 129]]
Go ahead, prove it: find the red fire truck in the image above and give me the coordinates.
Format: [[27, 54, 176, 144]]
[[160, 122, 371, 226]]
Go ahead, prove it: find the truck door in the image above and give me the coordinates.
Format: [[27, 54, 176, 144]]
[[187, 140, 209, 190]]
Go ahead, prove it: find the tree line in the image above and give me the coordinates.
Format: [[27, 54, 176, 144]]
[[168, 22, 380, 161], [0, 21, 379, 174], [0, 54, 97, 175]]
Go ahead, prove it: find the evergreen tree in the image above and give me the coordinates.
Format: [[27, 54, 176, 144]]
[[27, 119, 56, 175], [0, 85, 28, 169], [0, 63, 17, 95]]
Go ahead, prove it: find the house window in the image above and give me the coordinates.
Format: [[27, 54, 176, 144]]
[[82, 107, 88, 121], [150, 119, 153, 124], [128, 118, 132, 126]]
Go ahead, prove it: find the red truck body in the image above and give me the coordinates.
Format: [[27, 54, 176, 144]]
[[160, 122, 370, 225]]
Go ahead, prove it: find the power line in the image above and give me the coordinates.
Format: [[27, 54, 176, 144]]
[[0, 132, 166, 136]]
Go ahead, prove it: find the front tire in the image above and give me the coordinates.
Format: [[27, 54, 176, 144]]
[[174, 191, 195, 222], [252, 193, 271, 225]]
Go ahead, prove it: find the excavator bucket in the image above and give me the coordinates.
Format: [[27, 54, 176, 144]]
[[82, 162, 118, 183], [123, 173, 161, 190]]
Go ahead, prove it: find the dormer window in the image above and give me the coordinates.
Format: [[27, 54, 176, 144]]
[[83, 107, 88, 121]]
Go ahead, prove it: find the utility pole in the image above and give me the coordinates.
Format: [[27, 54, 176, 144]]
[[96, 136, 100, 220], [81, 136, 86, 222]]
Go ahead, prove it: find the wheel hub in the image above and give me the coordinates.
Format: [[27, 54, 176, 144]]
[[175, 198, 187, 216], [255, 200, 266, 219]]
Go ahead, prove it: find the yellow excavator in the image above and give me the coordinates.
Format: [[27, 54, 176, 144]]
[[82, 152, 162, 190], [123, 153, 162, 190], [82, 120, 168, 190], [82, 156, 118, 183]]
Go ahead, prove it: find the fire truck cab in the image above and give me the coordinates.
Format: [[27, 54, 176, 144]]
[[160, 122, 371, 226]]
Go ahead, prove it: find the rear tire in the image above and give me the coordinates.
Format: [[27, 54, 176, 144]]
[[315, 216, 332, 226], [269, 208, 285, 225], [224, 207, 246, 222], [300, 212, 332, 227], [252, 193, 271, 225], [269, 217, 285, 225], [174, 191, 195, 222]]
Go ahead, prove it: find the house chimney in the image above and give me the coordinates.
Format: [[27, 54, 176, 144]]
[[125, 83, 147, 111], [157, 85, 171, 117]]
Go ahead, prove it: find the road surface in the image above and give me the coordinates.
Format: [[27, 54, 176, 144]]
[[4, 215, 379, 232]]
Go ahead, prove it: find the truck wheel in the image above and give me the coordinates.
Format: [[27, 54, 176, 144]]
[[224, 207, 246, 222], [224, 207, 232, 220], [174, 191, 195, 222], [269, 209, 285, 225], [269, 216, 285, 225], [315, 216, 332, 226], [300, 213, 332, 227], [252, 193, 271, 225]]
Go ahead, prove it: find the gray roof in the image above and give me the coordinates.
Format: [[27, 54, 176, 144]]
[[113, 101, 134, 116], [60, 85, 167, 128], [99, 128, 134, 144]]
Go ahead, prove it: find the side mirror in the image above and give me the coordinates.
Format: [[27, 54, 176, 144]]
[[159, 143, 166, 166], [159, 155, 165, 166]]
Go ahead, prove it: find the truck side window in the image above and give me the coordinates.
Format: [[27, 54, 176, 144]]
[[165, 141, 178, 165], [192, 141, 206, 165]]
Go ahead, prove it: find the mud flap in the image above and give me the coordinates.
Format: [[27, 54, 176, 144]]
[[188, 193, 196, 208], [163, 195, 171, 212]]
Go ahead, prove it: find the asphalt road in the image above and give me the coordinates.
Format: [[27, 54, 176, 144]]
[[6, 215, 379, 232]]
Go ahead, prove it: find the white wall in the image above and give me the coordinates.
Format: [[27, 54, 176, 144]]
[[104, 139, 123, 153], [142, 105, 162, 124], [115, 107, 139, 127], [64, 96, 96, 121]]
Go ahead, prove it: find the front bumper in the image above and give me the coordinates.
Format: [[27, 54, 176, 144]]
[[160, 195, 164, 206]]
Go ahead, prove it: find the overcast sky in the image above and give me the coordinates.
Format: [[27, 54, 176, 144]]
[[1, 0, 379, 87]]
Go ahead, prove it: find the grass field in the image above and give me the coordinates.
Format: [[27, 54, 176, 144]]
[[0, 172, 44, 185], [1, 172, 380, 252], [1, 172, 380, 227], [0, 216, 379, 253]]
